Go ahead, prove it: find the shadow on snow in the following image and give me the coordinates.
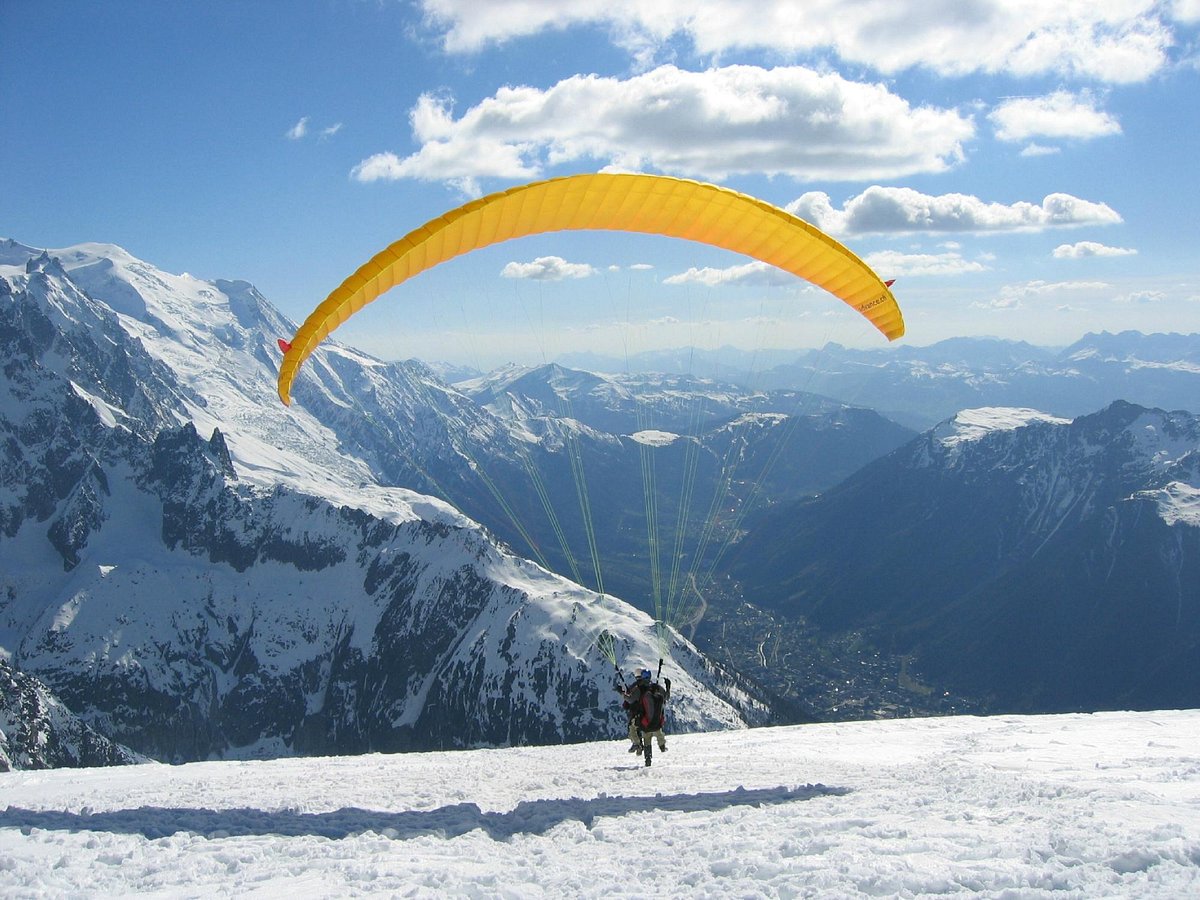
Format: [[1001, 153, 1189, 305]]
[[1, 784, 849, 842]]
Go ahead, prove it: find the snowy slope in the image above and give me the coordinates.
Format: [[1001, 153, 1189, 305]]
[[2, 240, 908, 615], [2, 710, 1199, 896], [2, 241, 418, 514], [0, 242, 767, 763], [925, 402, 1200, 527]]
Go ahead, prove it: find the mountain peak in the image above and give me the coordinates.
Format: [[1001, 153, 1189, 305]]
[[933, 407, 1070, 448], [0, 237, 42, 267], [24, 250, 68, 278]]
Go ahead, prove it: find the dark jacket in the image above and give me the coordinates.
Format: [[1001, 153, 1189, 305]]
[[622, 677, 671, 728]]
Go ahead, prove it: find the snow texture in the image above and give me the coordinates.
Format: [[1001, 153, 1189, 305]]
[[629, 429, 680, 447], [1134, 482, 1200, 527], [2, 710, 1199, 897], [934, 407, 1072, 448]]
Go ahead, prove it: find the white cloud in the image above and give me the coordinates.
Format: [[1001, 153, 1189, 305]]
[[788, 186, 1122, 235], [1053, 241, 1137, 258], [973, 279, 1109, 311], [286, 117, 309, 140], [1117, 289, 1166, 303], [629, 263, 655, 270], [350, 64, 972, 186], [1014, 279, 1110, 294], [973, 296, 1022, 311], [863, 250, 987, 277], [501, 255, 597, 280], [289, 117, 343, 141], [990, 91, 1121, 142], [419, 1, 1175, 83], [663, 260, 801, 287], [1019, 143, 1062, 157]]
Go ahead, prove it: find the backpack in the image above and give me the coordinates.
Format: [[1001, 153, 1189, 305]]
[[640, 683, 667, 731]]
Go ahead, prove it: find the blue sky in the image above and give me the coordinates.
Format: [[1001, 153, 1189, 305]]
[[3, 1, 1199, 366]]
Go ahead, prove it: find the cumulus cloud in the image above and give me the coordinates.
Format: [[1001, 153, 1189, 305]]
[[1172, 0, 1200, 22], [863, 250, 987, 277], [501, 256, 597, 280], [663, 260, 802, 287], [1053, 241, 1137, 258], [788, 186, 1122, 235], [351, 64, 972, 188], [419, 0, 1176, 82], [989, 91, 1121, 142]]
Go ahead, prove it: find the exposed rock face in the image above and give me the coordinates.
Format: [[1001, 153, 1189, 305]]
[[0, 658, 146, 770]]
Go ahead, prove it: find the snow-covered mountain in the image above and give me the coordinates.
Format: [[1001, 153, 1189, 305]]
[[728, 401, 1200, 713], [455, 360, 913, 602], [3, 240, 908, 616], [0, 658, 145, 770], [581, 334, 1200, 430], [0, 239, 767, 764], [461, 361, 911, 491], [751, 334, 1200, 429], [458, 361, 846, 434]]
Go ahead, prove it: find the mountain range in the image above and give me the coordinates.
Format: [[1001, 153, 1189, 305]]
[[0, 240, 767, 764], [567, 333, 1200, 430], [728, 402, 1200, 713], [3, 236, 1199, 768]]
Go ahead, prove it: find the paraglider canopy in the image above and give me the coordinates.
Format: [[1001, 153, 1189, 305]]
[[276, 172, 903, 405]]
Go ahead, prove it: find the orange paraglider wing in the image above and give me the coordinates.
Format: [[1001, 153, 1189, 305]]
[[278, 173, 903, 405]]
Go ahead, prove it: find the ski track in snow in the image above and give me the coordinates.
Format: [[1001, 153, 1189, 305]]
[[3, 710, 1200, 897]]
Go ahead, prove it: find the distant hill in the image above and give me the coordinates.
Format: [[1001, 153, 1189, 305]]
[[573, 333, 1200, 430]]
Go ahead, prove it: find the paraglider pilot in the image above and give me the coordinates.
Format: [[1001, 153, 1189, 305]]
[[619, 667, 671, 755]]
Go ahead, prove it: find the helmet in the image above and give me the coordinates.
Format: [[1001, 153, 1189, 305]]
[[639, 668, 652, 681]]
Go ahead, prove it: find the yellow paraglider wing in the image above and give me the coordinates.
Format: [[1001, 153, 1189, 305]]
[[277, 173, 904, 405]]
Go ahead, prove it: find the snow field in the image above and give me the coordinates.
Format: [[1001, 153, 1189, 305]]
[[3, 710, 1200, 897]]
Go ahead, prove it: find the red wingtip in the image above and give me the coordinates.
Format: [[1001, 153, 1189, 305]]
[[277, 338, 293, 353], [884, 279, 896, 288]]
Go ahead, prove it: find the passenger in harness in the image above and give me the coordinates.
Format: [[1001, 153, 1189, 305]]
[[619, 667, 671, 762]]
